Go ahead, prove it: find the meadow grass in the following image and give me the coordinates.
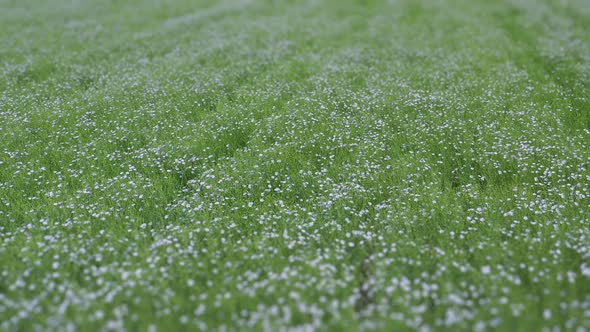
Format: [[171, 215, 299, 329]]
[[1, 0, 590, 330]]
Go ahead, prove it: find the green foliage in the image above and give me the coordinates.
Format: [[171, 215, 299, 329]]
[[1, 0, 590, 330]]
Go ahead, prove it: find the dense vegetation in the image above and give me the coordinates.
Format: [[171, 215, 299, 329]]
[[1, 0, 589, 330]]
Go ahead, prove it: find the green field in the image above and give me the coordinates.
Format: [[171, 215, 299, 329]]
[[1, 0, 590, 330]]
